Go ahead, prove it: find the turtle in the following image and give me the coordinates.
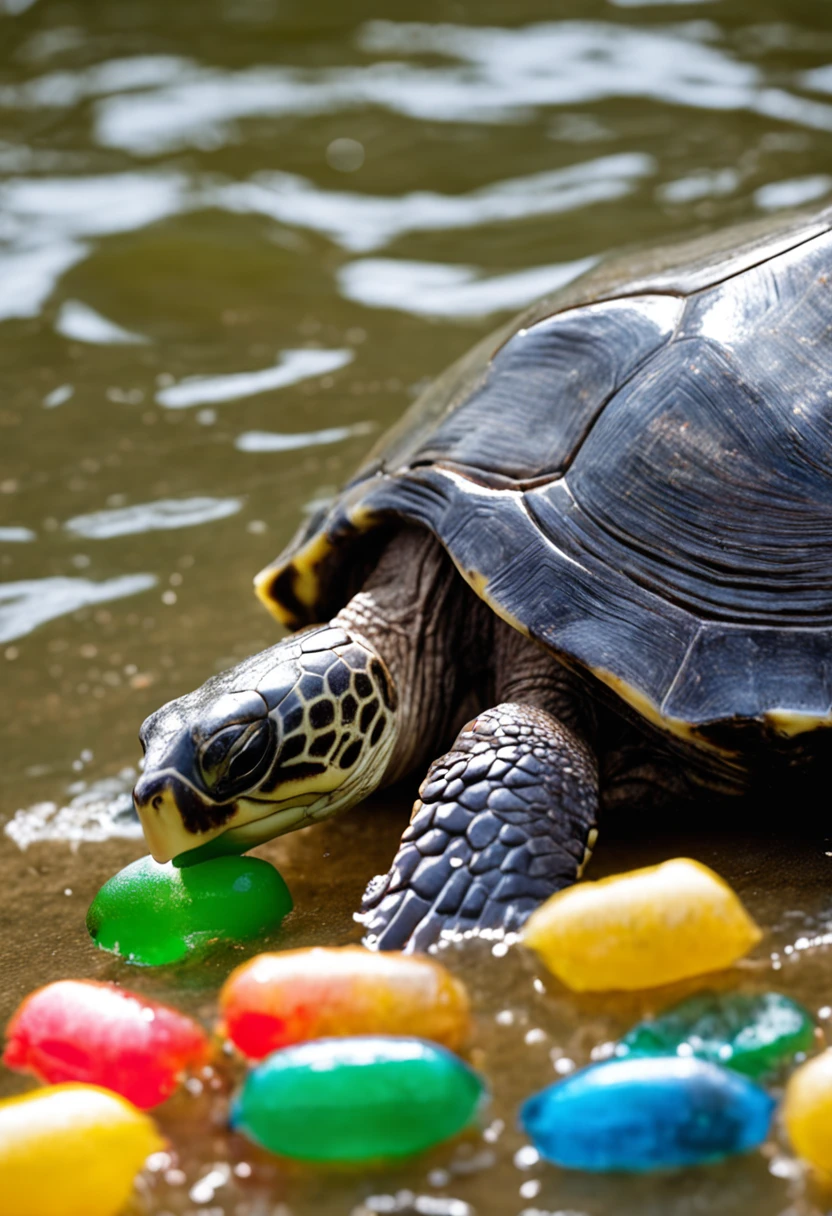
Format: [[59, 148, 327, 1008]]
[[135, 202, 832, 953]]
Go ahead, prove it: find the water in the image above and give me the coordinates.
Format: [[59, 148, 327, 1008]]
[[3, 0, 832, 1211]]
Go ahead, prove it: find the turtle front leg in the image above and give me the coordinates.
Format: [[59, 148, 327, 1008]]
[[358, 702, 598, 952]]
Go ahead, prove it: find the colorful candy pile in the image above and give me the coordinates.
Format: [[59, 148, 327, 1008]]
[[4, 849, 832, 1212], [219, 948, 478, 1161], [1, 921, 482, 1202], [518, 857, 824, 1173]]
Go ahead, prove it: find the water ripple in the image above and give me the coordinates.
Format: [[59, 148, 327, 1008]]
[[0, 526, 36, 543], [0, 240, 86, 320], [658, 168, 740, 204], [359, 20, 832, 131], [753, 175, 832, 212], [235, 422, 375, 453], [0, 55, 190, 109], [42, 384, 73, 408], [0, 574, 156, 643], [338, 256, 598, 319], [64, 497, 243, 540], [220, 155, 654, 253], [55, 299, 149, 345], [4, 769, 141, 848], [155, 348, 353, 408], [0, 171, 189, 238], [86, 20, 832, 155], [0, 171, 188, 321]]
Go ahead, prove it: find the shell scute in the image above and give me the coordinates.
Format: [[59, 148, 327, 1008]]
[[258, 206, 832, 737]]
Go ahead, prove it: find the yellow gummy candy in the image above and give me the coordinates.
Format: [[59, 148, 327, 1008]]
[[783, 1048, 832, 1172], [522, 857, 762, 992], [0, 1083, 163, 1216]]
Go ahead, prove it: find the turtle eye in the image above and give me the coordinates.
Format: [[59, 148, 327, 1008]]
[[199, 718, 274, 798]]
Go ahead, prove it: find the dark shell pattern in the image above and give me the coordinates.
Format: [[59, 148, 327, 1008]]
[[257, 205, 832, 746]]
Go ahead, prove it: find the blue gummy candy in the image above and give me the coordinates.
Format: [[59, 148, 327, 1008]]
[[520, 1056, 774, 1172]]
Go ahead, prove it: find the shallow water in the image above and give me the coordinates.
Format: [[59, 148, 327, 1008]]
[[3, 0, 832, 1212]]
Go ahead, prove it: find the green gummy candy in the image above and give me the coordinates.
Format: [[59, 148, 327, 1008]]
[[86, 854, 293, 966], [617, 991, 815, 1079], [233, 1036, 486, 1162]]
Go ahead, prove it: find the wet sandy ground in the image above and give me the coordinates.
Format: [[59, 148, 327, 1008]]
[[4, 799, 832, 1216]]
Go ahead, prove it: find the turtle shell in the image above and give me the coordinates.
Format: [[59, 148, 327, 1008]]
[[257, 204, 832, 747]]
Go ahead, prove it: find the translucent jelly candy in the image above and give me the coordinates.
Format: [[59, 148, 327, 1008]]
[[87, 853, 293, 965], [617, 990, 815, 1079], [232, 1036, 485, 1161], [523, 858, 761, 991], [0, 1083, 162, 1216], [4, 979, 210, 1108], [783, 1047, 832, 1171], [220, 946, 470, 1059], [520, 1056, 774, 1172]]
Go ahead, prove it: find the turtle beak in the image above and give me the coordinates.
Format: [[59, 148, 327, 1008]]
[[133, 765, 238, 864], [134, 680, 282, 862]]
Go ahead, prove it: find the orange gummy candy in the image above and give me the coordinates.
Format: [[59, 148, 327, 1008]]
[[220, 946, 470, 1059]]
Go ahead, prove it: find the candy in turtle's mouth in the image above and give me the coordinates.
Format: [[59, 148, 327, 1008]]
[[171, 803, 318, 867]]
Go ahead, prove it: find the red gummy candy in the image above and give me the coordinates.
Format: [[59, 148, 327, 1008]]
[[3, 979, 210, 1109]]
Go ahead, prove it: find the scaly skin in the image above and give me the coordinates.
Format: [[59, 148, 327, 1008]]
[[359, 703, 598, 951], [135, 530, 602, 949]]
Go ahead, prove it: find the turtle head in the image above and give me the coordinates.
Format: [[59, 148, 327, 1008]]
[[133, 626, 398, 865]]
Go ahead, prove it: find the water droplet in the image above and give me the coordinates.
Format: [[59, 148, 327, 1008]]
[[326, 138, 365, 172]]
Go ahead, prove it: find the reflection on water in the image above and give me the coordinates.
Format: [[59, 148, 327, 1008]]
[[3, 1, 832, 1213], [0, 239, 86, 318], [338, 256, 597, 318], [55, 299, 150, 345], [41, 382, 73, 407], [0, 169, 187, 319], [80, 20, 832, 154], [155, 348, 354, 409], [755, 172, 832, 210], [64, 497, 243, 540], [0, 525, 35, 542], [236, 422, 375, 453], [221, 154, 656, 253], [0, 574, 157, 642]]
